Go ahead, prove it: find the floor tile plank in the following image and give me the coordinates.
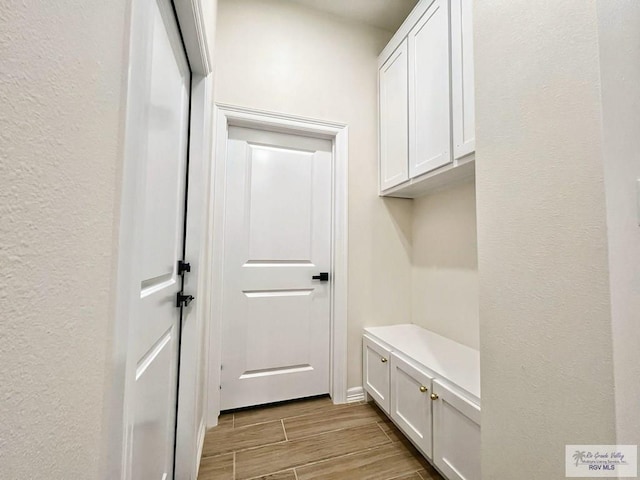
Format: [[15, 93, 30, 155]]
[[216, 412, 234, 430], [233, 396, 333, 428], [378, 419, 403, 443], [284, 403, 382, 440], [295, 443, 422, 480], [198, 453, 233, 480], [417, 465, 444, 479], [249, 470, 297, 480], [198, 397, 443, 480], [202, 420, 285, 457], [389, 473, 424, 480], [235, 423, 389, 479]]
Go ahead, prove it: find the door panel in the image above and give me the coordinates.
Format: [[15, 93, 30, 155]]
[[379, 39, 409, 191], [243, 289, 313, 373], [131, 326, 177, 480], [432, 380, 481, 480], [390, 353, 433, 459], [127, 0, 191, 477], [220, 127, 332, 410], [140, 9, 190, 282], [409, 0, 452, 177], [247, 145, 313, 261]]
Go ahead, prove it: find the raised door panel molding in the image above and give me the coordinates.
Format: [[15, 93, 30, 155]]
[[363, 335, 391, 413], [451, 0, 476, 159], [379, 39, 410, 192], [432, 379, 481, 480], [408, 0, 452, 178], [390, 353, 434, 459]]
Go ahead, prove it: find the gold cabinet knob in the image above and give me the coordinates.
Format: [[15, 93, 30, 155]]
[[419, 386, 427, 393], [430, 393, 439, 400], [381, 357, 388, 363]]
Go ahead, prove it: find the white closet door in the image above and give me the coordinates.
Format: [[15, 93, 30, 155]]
[[125, 0, 191, 478], [408, 0, 452, 177], [379, 39, 409, 191]]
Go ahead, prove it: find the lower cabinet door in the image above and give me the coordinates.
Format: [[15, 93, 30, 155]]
[[432, 379, 481, 480], [390, 353, 433, 459], [363, 336, 391, 413]]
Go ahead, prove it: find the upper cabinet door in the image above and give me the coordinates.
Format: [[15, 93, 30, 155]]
[[379, 39, 409, 192], [451, 0, 475, 159], [408, 0, 452, 178]]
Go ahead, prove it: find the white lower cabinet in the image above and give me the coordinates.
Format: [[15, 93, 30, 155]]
[[362, 336, 391, 413], [390, 353, 433, 459], [432, 380, 481, 480], [363, 325, 481, 480]]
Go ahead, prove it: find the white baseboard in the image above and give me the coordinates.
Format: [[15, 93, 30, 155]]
[[346, 386, 365, 403]]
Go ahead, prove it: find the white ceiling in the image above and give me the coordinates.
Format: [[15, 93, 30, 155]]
[[283, 0, 419, 32]]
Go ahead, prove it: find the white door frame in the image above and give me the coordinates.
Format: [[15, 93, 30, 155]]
[[207, 104, 349, 426], [105, 1, 215, 479]]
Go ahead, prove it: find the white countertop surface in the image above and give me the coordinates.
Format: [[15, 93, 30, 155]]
[[364, 324, 481, 400]]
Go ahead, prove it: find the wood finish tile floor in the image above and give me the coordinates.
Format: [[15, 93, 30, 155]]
[[198, 396, 444, 480]]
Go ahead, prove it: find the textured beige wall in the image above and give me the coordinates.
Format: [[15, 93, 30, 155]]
[[0, 0, 128, 478], [474, 1, 616, 477], [597, 0, 640, 447], [214, 0, 413, 389], [411, 180, 479, 350]]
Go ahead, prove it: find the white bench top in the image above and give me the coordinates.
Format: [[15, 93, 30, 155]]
[[364, 324, 481, 400]]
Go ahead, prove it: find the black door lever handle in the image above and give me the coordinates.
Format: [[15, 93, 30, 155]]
[[176, 292, 195, 308], [312, 272, 329, 282]]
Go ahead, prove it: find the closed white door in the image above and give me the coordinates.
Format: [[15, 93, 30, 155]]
[[408, 0, 452, 177], [125, 0, 191, 478], [379, 38, 409, 191], [220, 126, 332, 410]]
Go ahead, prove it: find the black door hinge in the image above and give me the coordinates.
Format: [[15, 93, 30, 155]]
[[176, 292, 195, 308], [177, 260, 191, 275]]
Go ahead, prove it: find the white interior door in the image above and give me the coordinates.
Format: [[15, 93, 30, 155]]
[[220, 126, 332, 411], [125, 0, 191, 478]]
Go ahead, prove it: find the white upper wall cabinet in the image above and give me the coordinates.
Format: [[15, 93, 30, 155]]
[[451, 0, 475, 159], [378, 0, 476, 198], [379, 39, 410, 191], [408, 0, 451, 178]]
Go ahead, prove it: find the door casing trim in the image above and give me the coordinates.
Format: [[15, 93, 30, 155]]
[[207, 104, 349, 425]]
